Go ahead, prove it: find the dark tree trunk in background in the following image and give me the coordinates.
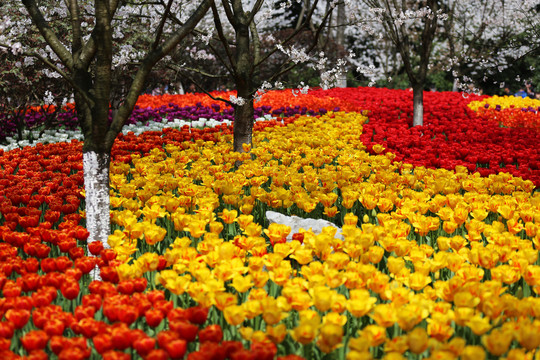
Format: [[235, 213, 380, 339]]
[[232, 3, 254, 152]]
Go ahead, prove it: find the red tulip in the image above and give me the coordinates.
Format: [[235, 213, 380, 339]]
[[153, 300, 173, 316], [57, 346, 89, 360], [93, 333, 114, 354], [65, 268, 83, 281], [68, 246, 85, 260], [167, 308, 188, 322], [49, 336, 67, 355], [117, 280, 135, 295], [102, 350, 131, 360], [88, 241, 104, 256], [5, 308, 30, 329], [111, 325, 132, 350], [61, 279, 80, 300], [164, 339, 187, 360], [0, 321, 14, 338], [2, 281, 21, 297], [117, 305, 138, 326], [74, 227, 90, 241], [43, 318, 66, 337], [251, 342, 277, 360], [27, 349, 49, 360], [144, 349, 169, 360], [146, 290, 165, 304], [230, 349, 256, 360], [21, 273, 40, 292], [144, 309, 164, 328], [14, 296, 33, 311], [133, 277, 148, 293], [58, 238, 77, 253], [186, 306, 208, 325], [133, 336, 156, 357], [221, 341, 244, 358], [170, 320, 198, 342], [199, 341, 227, 360], [40, 258, 57, 273], [75, 256, 97, 274], [82, 293, 102, 311], [198, 324, 223, 343], [21, 330, 49, 352], [100, 266, 119, 283], [157, 330, 179, 349], [0, 338, 11, 351]]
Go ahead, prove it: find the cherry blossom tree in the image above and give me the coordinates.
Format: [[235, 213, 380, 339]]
[[438, 0, 540, 93], [344, 0, 539, 126], [349, 0, 441, 126], [1, 0, 213, 259], [170, 0, 340, 152]]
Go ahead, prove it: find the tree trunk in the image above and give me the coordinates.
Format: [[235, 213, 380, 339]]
[[232, 10, 254, 154], [412, 84, 424, 127], [335, 2, 347, 88], [83, 150, 111, 279], [233, 89, 254, 153]]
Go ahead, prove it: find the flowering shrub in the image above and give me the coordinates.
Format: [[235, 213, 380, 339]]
[[1, 88, 539, 359]]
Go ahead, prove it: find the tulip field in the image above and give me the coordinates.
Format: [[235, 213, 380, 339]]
[[1, 87, 540, 360]]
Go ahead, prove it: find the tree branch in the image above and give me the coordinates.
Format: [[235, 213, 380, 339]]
[[21, 0, 74, 69], [166, 64, 228, 78], [151, 0, 175, 51], [212, 1, 236, 70], [106, 0, 214, 146], [178, 71, 233, 106], [220, 0, 237, 28]]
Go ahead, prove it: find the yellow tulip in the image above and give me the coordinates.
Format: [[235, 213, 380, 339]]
[[223, 305, 246, 326]]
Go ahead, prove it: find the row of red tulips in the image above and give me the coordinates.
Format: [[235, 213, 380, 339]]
[[309, 88, 540, 187]]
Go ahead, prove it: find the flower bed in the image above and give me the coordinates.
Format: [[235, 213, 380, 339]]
[[468, 96, 540, 130], [310, 88, 540, 187], [1, 88, 539, 359]]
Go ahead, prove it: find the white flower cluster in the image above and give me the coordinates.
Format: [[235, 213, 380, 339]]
[[253, 81, 284, 102], [229, 95, 247, 106], [292, 82, 309, 97], [188, 47, 215, 61], [319, 58, 348, 89], [276, 44, 310, 64], [43, 91, 55, 105]]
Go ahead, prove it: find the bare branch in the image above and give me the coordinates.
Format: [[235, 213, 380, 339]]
[[166, 64, 228, 78], [151, 0, 175, 51], [178, 72, 233, 107], [220, 0, 237, 28], [212, 1, 236, 71]]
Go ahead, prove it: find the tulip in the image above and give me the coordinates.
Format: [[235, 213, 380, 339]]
[[170, 320, 198, 342], [164, 339, 187, 359], [20, 330, 49, 352], [93, 333, 114, 354], [5, 308, 30, 329], [186, 306, 209, 325], [198, 324, 223, 343]]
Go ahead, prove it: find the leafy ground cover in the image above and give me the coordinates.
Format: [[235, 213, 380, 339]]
[[0, 87, 539, 360]]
